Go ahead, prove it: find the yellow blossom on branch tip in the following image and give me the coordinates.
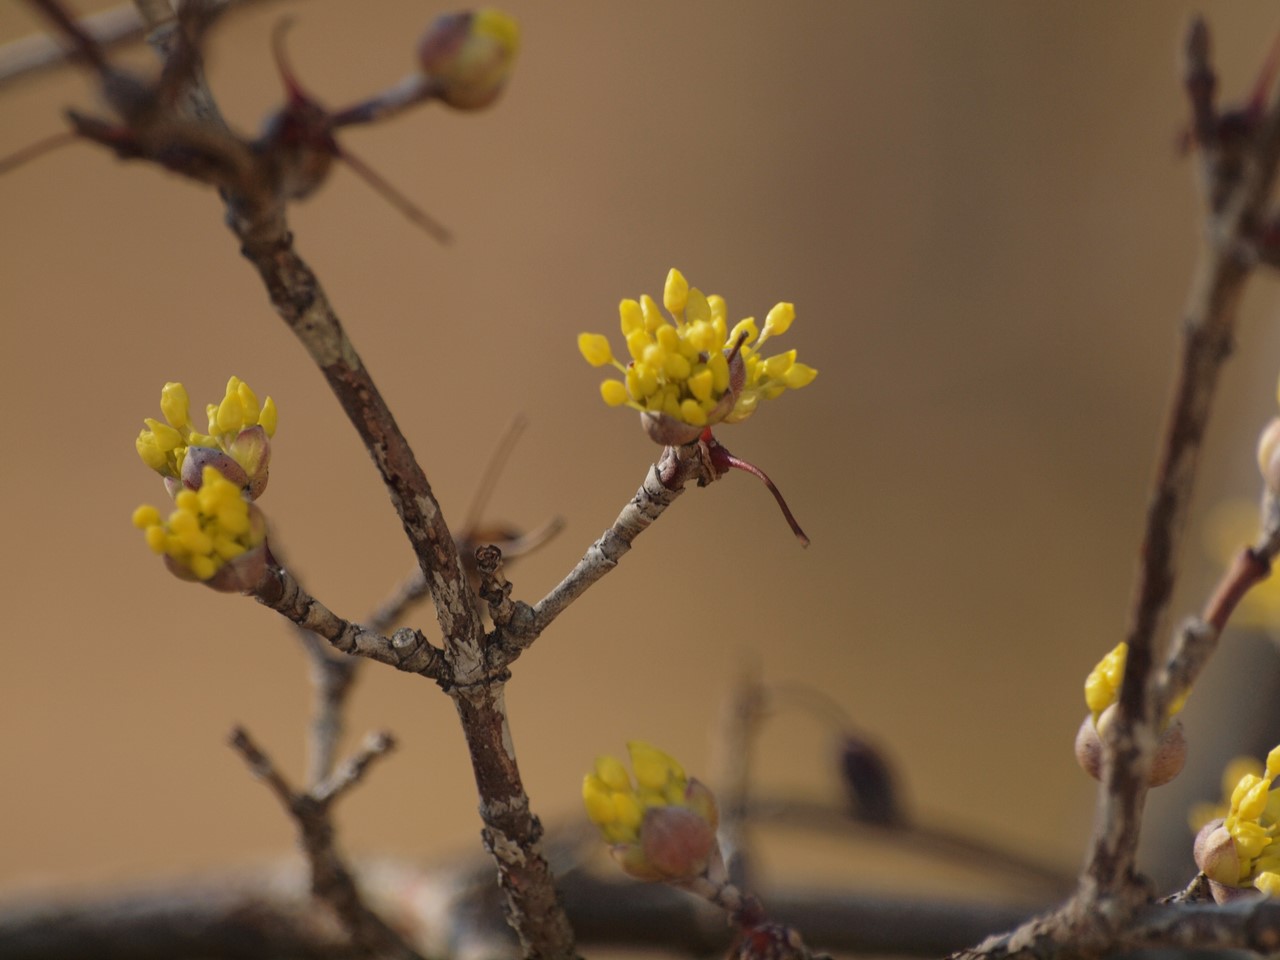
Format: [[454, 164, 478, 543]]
[[578, 269, 817, 438], [134, 377, 277, 495]]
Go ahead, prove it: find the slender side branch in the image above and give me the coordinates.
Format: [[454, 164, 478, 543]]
[[253, 565, 446, 680], [295, 629, 362, 786], [489, 444, 705, 654], [229, 727, 423, 960]]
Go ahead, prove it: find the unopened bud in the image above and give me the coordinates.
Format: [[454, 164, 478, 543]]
[[418, 10, 520, 111], [1073, 708, 1187, 787], [1194, 818, 1243, 885], [621, 803, 718, 882]]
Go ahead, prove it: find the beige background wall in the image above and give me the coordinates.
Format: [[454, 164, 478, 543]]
[[2, 0, 1279, 914]]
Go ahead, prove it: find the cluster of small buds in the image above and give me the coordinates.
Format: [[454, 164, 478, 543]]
[[132, 466, 268, 591], [579, 269, 817, 446], [133, 378, 276, 589], [135, 377, 276, 500], [1194, 745, 1280, 902], [582, 741, 723, 884], [1074, 641, 1188, 787]]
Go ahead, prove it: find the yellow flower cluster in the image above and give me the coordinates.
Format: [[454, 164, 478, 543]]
[[584, 741, 695, 844], [1214, 746, 1280, 895], [132, 466, 264, 581], [583, 741, 721, 883], [135, 377, 277, 481], [1084, 641, 1187, 724], [578, 269, 817, 431]]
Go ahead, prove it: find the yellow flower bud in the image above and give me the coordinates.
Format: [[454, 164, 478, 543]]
[[578, 333, 614, 367], [600, 380, 629, 406], [259, 396, 278, 437], [417, 9, 520, 111], [763, 302, 795, 339], [160, 382, 190, 429], [663, 268, 689, 317]]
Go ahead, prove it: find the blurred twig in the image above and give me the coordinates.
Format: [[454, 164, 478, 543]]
[[229, 727, 422, 959]]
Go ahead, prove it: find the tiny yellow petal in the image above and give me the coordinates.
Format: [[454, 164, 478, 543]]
[[688, 367, 714, 403], [600, 380, 629, 407], [144, 419, 183, 452], [135, 431, 167, 471], [144, 525, 167, 553], [784, 362, 818, 389], [640, 295, 664, 333], [763, 302, 795, 339], [1256, 871, 1280, 897], [619, 298, 645, 336], [583, 775, 616, 826], [626, 329, 651, 363], [132, 505, 161, 529], [663, 268, 689, 317], [579, 333, 615, 367], [611, 791, 643, 833], [217, 393, 245, 434], [762, 349, 797, 380], [679, 398, 707, 425], [237, 381, 260, 423], [1240, 780, 1271, 821], [1267, 747, 1280, 781], [595, 755, 632, 792], [664, 353, 691, 381], [160, 382, 190, 429], [629, 741, 684, 792], [189, 554, 218, 581], [259, 397, 278, 437]]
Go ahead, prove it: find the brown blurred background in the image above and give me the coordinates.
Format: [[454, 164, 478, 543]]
[[2, 0, 1279, 924]]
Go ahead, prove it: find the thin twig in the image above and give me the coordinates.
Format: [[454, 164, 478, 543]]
[[296, 629, 362, 786], [252, 564, 446, 680], [229, 727, 422, 960], [490, 444, 708, 647]]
